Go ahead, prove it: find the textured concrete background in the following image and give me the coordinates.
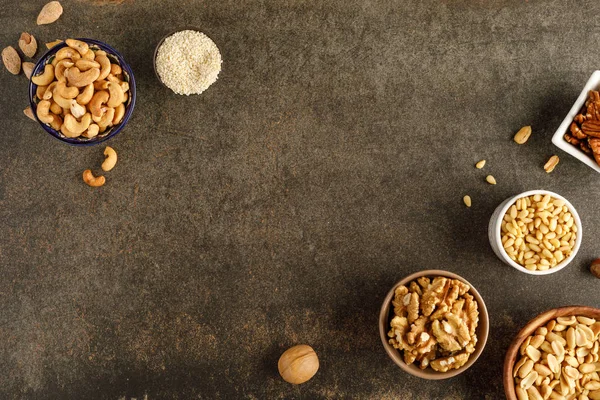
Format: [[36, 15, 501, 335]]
[[1, 0, 600, 399]]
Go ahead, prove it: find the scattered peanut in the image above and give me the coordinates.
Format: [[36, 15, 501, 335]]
[[388, 276, 479, 372], [513, 315, 600, 398], [475, 160, 486, 169], [463, 195, 472, 208], [591, 259, 600, 279], [486, 175, 497, 185], [514, 126, 532, 144], [544, 155, 560, 173], [501, 194, 577, 271], [82, 169, 105, 187]]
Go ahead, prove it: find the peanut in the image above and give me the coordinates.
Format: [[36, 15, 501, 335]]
[[463, 195, 472, 208], [486, 175, 497, 185], [544, 155, 560, 173], [514, 126, 532, 144], [475, 160, 486, 169]]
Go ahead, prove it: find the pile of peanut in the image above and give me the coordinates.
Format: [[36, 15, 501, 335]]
[[565, 90, 600, 166], [513, 316, 600, 400], [32, 39, 130, 139], [388, 276, 479, 372], [501, 194, 577, 271]]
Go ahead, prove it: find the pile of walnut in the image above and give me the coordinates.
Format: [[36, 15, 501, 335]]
[[566, 90, 600, 166], [32, 39, 129, 139], [513, 316, 600, 400], [388, 276, 479, 372]]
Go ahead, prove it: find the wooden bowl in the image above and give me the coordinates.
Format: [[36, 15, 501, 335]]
[[378, 269, 489, 379], [503, 306, 600, 399]]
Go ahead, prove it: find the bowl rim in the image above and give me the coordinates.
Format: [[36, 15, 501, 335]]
[[492, 190, 582, 276], [378, 269, 489, 380], [28, 38, 136, 146], [551, 70, 600, 173], [503, 305, 600, 400]]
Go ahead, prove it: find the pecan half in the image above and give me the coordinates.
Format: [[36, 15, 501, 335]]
[[571, 122, 588, 139], [564, 133, 580, 146], [589, 138, 600, 166], [581, 121, 600, 138]]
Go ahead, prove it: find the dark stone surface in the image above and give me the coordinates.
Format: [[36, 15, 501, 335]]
[[1, 0, 599, 398]]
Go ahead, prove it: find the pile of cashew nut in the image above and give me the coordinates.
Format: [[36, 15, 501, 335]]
[[32, 39, 130, 139]]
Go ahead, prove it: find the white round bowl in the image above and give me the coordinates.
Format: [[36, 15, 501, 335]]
[[488, 190, 582, 275]]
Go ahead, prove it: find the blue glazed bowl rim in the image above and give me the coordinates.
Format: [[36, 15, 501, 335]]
[[28, 38, 136, 146]]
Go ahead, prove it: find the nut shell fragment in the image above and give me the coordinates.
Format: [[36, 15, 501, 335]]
[[18, 33, 37, 58]]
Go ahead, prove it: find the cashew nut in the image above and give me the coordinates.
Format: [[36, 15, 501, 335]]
[[31, 64, 55, 86], [35, 100, 53, 123], [42, 81, 57, 100], [113, 103, 125, 125], [55, 47, 81, 62], [106, 82, 124, 107], [50, 101, 62, 115], [95, 55, 111, 81], [120, 81, 130, 93], [65, 39, 89, 56], [49, 114, 62, 131], [89, 90, 109, 118], [55, 59, 74, 81], [70, 99, 86, 119], [56, 81, 79, 99], [95, 50, 107, 57], [36, 84, 47, 100], [76, 83, 94, 105], [64, 113, 92, 135], [82, 49, 95, 61], [66, 67, 100, 88], [92, 107, 115, 130], [102, 146, 117, 171], [52, 91, 72, 109], [82, 170, 105, 187], [60, 122, 80, 138], [94, 80, 109, 91], [110, 64, 122, 75], [75, 59, 100, 71], [82, 124, 99, 138], [122, 91, 128, 104]]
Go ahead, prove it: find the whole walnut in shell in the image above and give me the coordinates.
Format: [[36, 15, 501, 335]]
[[278, 344, 319, 384]]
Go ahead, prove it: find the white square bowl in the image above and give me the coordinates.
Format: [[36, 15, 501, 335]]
[[552, 70, 600, 173]]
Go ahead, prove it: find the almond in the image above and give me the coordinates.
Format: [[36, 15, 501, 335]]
[[22, 62, 34, 79], [2, 46, 21, 75], [18, 32, 37, 58], [37, 1, 63, 25], [23, 107, 36, 121]]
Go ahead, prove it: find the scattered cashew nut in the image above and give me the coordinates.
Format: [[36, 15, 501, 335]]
[[102, 146, 117, 171], [31, 64, 55, 86], [82, 170, 105, 187]]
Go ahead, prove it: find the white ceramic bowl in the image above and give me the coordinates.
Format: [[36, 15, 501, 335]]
[[488, 190, 582, 275], [552, 70, 600, 173]]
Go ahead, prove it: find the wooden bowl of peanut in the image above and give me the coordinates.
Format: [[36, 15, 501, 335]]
[[503, 306, 600, 400], [378, 270, 489, 379]]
